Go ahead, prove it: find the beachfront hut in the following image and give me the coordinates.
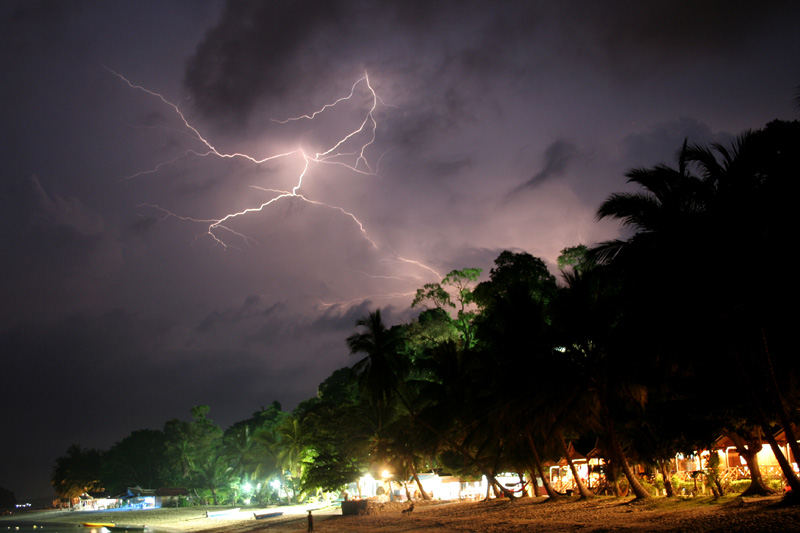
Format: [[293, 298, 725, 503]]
[[348, 471, 492, 502], [670, 430, 799, 488], [584, 445, 606, 490], [409, 474, 486, 500], [71, 492, 117, 510], [773, 429, 799, 468], [155, 487, 189, 507], [549, 441, 589, 493], [710, 433, 794, 480], [122, 486, 157, 509]]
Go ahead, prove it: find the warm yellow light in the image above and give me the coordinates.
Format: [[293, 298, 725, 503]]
[[381, 469, 391, 479]]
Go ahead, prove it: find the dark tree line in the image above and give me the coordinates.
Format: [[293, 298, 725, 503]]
[[0, 486, 16, 510], [53, 120, 799, 505], [52, 402, 297, 505], [306, 119, 799, 502]]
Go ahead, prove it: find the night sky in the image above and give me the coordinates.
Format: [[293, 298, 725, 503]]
[[1, 1, 798, 500]]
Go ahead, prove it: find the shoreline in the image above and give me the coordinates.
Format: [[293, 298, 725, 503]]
[[3, 495, 799, 532], [0, 503, 338, 532]]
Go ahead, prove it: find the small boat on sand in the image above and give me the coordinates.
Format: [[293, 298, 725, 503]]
[[206, 507, 240, 518], [254, 511, 283, 520], [81, 520, 147, 530]]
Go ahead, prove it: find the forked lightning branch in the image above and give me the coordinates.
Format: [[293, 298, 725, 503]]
[[111, 69, 441, 285]]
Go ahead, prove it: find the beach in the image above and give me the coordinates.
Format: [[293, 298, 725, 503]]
[[0, 504, 333, 532], [4, 495, 800, 532]]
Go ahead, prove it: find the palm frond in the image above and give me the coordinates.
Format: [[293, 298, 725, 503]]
[[588, 239, 626, 265], [597, 192, 663, 230], [684, 144, 723, 182]]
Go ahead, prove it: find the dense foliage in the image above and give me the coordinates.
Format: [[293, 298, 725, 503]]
[[52, 120, 799, 504]]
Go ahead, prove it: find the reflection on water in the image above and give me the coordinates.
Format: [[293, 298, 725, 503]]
[[1, 524, 161, 533], [1, 524, 84, 533]]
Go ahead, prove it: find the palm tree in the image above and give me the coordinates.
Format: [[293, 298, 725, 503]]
[[682, 125, 800, 493], [51, 445, 104, 502], [554, 264, 653, 500], [594, 139, 710, 265], [469, 252, 565, 498], [276, 415, 308, 502], [594, 122, 800, 495], [370, 414, 436, 500], [347, 310, 407, 428], [223, 422, 280, 503]]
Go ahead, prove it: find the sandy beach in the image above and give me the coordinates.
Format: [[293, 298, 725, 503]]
[[0, 504, 334, 532], [5, 495, 800, 532]]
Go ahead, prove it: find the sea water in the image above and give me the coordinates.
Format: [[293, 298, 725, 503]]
[[1, 524, 84, 533], [1, 524, 161, 532]]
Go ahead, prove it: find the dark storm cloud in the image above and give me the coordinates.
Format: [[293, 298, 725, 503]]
[[0, 308, 318, 500], [182, 0, 529, 127], [0, 175, 120, 325], [0, 300, 381, 498], [310, 300, 411, 332], [193, 296, 408, 351], [436, 246, 512, 277], [126, 214, 159, 236], [29, 175, 105, 236], [0, 0, 84, 54], [512, 139, 578, 193], [197, 297, 284, 334], [183, 1, 342, 124], [622, 118, 734, 168], [0, 311, 175, 496], [427, 157, 473, 178], [2, 174, 103, 237], [573, 0, 796, 67], [183, 0, 796, 127], [377, 96, 480, 168]]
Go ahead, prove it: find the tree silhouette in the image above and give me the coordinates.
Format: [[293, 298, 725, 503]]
[[52, 445, 104, 501], [347, 309, 407, 429], [595, 122, 800, 496]]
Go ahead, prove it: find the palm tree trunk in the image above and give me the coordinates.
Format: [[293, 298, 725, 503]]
[[761, 328, 800, 474], [747, 380, 800, 493], [600, 406, 651, 500], [525, 433, 560, 498], [762, 424, 800, 493], [657, 459, 675, 497], [482, 470, 516, 499], [410, 464, 432, 500], [605, 459, 624, 497], [493, 477, 510, 498], [555, 429, 592, 499], [614, 445, 649, 499], [714, 476, 724, 498], [737, 338, 800, 493], [528, 467, 541, 497], [728, 430, 773, 496]]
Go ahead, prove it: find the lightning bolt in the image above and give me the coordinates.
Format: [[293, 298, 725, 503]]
[[112, 69, 442, 298]]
